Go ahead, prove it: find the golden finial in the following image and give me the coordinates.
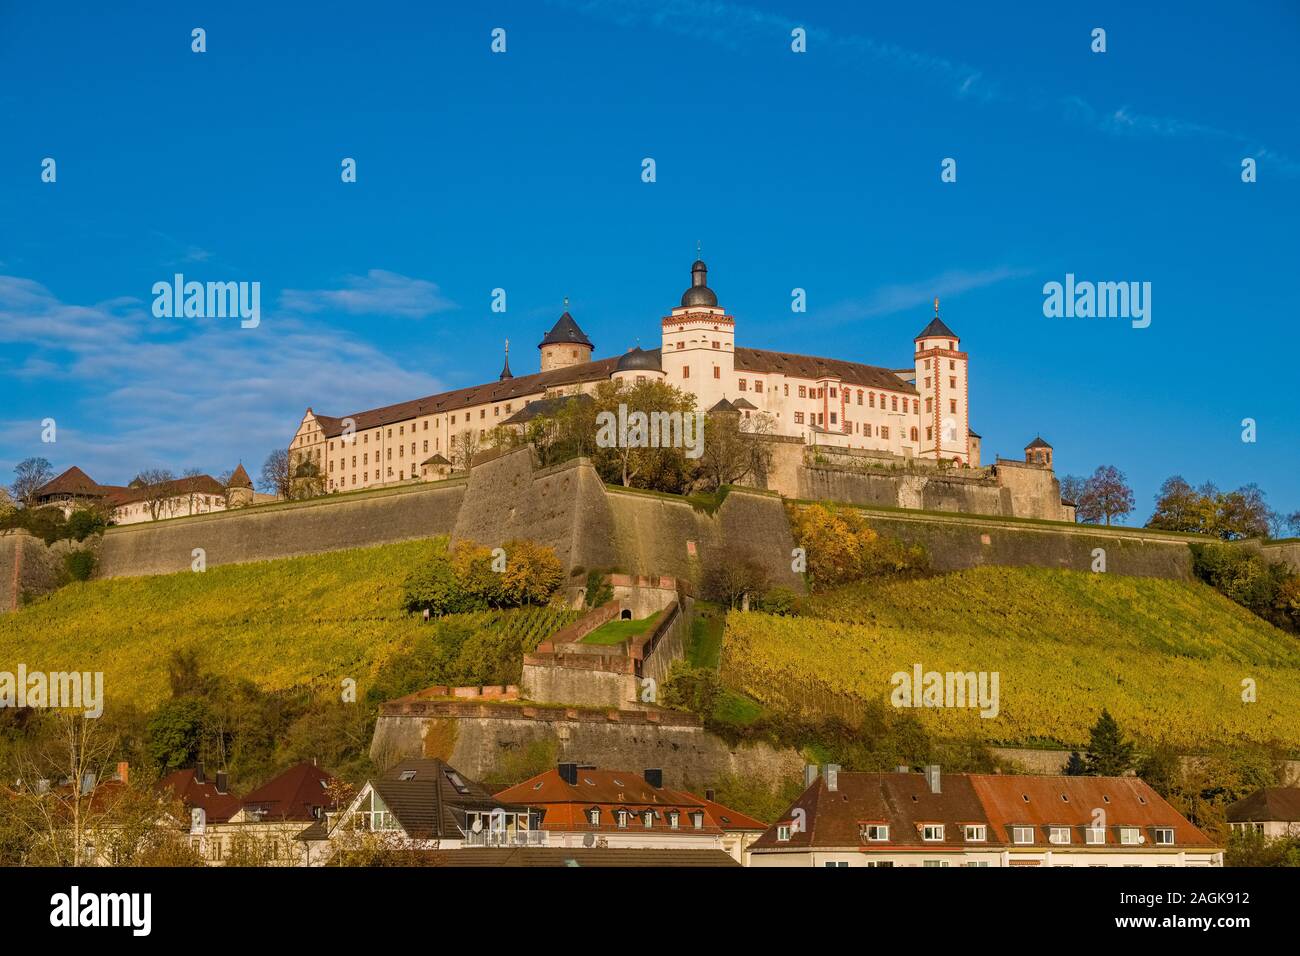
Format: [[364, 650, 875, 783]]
[[934, 297, 940, 316]]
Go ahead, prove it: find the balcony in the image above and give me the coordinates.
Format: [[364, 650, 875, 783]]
[[462, 829, 549, 848]]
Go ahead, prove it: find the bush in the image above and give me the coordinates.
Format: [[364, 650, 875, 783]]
[[1191, 541, 1298, 631], [788, 502, 928, 591], [401, 538, 564, 617], [66, 508, 107, 542], [584, 568, 614, 608], [755, 587, 799, 616], [662, 660, 722, 717], [64, 549, 96, 582]]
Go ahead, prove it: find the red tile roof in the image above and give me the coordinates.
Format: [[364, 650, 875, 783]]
[[35, 466, 103, 498], [493, 768, 763, 835], [157, 768, 241, 824], [240, 763, 337, 823]]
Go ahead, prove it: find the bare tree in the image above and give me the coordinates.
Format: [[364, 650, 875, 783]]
[[131, 468, 178, 521], [452, 430, 480, 473], [697, 410, 775, 490], [260, 449, 292, 498], [1076, 465, 1135, 526], [11, 457, 54, 508]]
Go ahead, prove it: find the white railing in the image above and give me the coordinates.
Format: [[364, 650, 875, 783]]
[[463, 829, 549, 848]]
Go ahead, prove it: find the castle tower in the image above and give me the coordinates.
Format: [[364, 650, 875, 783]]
[[226, 462, 254, 507], [1024, 436, 1053, 468], [499, 339, 513, 380], [659, 258, 735, 409], [538, 303, 593, 372], [914, 299, 970, 464]]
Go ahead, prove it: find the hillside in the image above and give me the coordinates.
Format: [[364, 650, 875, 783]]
[[720, 566, 1300, 751], [0, 539, 576, 705]]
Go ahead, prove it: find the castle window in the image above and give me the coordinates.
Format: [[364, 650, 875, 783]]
[[738, 379, 746, 391], [637, 375, 646, 384], [676, 342, 684, 350], [829, 412, 837, 424], [857, 390, 863, 405], [712, 341, 719, 349], [949, 360, 956, 370], [480, 409, 485, 419], [926, 427, 933, 441], [352, 456, 356, 467], [794, 412, 804, 424], [682, 366, 690, 379], [924, 359, 930, 370], [571, 350, 577, 358], [713, 367, 720, 379], [399, 425, 404, 435], [784, 384, 789, 395], [423, 441, 428, 453], [329, 441, 334, 451], [387, 429, 392, 438], [505, 404, 512, 413], [948, 341, 954, 350], [754, 381, 763, 393], [950, 377, 956, 389], [869, 393, 875, 407], [925, 377, 930, 388], [829, 388, 837, 398], [910, 427, 918, 442], [423, 420, 428, 430], [891, 397, 898, 411], [926, 398, 932, 413], [494, 407, 499, 416], [451, 415, 456, 424], [913, 400, 919, 413], [950, 400, 957, 413], [798, 386, 807, 398], [386, 449, 392, 460], [399, 446, 404, 457]]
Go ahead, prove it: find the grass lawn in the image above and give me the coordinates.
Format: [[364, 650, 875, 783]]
[[686, 604, 726, 668], [581, 611, 661, 645]]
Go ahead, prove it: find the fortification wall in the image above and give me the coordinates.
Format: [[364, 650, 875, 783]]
[[371, 703, 802, 790], [94, 480, 467, 579], [1255, 539, 1300, 574], [856, 509, 1195, 579], [0, 531, 69, 610]]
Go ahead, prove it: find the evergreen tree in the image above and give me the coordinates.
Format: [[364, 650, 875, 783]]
[[1083, 709, 1136, 776], [1063, 751, 1086, 776]]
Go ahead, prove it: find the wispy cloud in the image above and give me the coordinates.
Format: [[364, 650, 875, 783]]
[[554, 0, 1295, 173], [0, 275, 444, 483], [280, 269, 456, 318], [808, 266, 1030, 330]]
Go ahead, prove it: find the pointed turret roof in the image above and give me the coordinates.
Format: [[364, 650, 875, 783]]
[[34, 465, 101, 497], [1025, 435, 1052, 450], [538, 311, 593, 350], [499, 340, 513, 380], [228, 463, 254, 489], [709, 398, 739, 413], [914, 316, 958, 340]]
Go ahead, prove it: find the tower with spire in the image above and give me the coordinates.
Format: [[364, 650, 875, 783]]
[[913, 297, 970, 464], [659, 256, 735, 409], [537, 297, 594, 373], [499, 339, 513, 380]]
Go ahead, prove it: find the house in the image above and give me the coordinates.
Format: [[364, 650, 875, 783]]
[[391, 847, 740, 867], [32, 464, 265, 524], [197, 762, 340, 866], [493, 763, 767, 863], [155, 764, 241, 858], [749, 765, 1222, 867], [1226, 787, 1300, 839], [327, 757, 540, 857]]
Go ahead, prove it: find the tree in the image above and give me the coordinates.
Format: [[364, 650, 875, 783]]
[[589, 379, 697, 491], [1146, 476, 1205, 533], [1058, 475, 1086, 519], [146, 698, 210, 771], [177, 467, 209, 515], [11, 457, 54, 508], [260, 449, 291, 498], [696, 409, 775, 491], [1062, 751, 1086, 776], [131, 468, 178, 521], [1082, 709, 1136, 776], [1076, 465, 1134, 526], [702, 559, 770, 609], [290, 457, 326, 500], [451, 430, 480, 473]]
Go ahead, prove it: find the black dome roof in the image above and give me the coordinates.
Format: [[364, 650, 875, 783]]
[[616, 347, 662, 373], [680, 259, 718, 308]]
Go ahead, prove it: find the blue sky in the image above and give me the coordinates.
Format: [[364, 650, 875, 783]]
[[2, 0, 1297, 519]]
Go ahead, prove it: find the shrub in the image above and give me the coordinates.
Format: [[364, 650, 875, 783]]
[[1190, 541, 1297, 631], [584, 569, 614, 608], [788, 502, 927, 591], [64, 549, 96, 582], [66, 508, 107, 542], [401, 538, 564, 617], [662, 660, 721, 717], [755, 587, 799, 616]]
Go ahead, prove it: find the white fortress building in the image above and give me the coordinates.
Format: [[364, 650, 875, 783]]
[[290, 260, 980, 493]]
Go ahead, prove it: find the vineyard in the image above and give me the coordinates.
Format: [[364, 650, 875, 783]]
[[0, 539, 578, 705], [720, 565, 1300, 750]]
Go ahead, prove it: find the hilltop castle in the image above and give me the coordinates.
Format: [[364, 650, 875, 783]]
[[290, 259, 982, 493]]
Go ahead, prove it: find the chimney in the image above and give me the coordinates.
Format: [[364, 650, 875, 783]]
[[643, 768, 663, 789], [116, 761, 129, 785], [194, 761, 205, 784], [558, 763, 578, 786], [215, 771, 229, 795], [804, 764, 820, 789], [824, 764, 840, 792], [924, 764, 941, 794], [705, 788, 715, 802]]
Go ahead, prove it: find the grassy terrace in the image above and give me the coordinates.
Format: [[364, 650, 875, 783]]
[[719, 565, 1300, 751], [581, 611, 662, 645], [0, 538, 574, 705]]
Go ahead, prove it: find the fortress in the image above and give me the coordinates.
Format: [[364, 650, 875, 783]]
[[288, 259, 990, 494]]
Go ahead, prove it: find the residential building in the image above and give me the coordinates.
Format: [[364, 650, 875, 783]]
[[1226, 787, 1300, 839], [749, 765, 1222, 867], [32, 463, 264, 525], [493, 763, 766, 863]]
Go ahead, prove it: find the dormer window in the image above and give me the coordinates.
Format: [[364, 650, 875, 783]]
[[860, 824, 889, 842], [921, 824, 944, 842], [668, 812, 680, 829], [1012, 826, 1034, 845], [1085, 826, 1106, 845], [587, 808, 600, 826], [644, 811, 654, 828], [776, 824, 791, 842], [616, 810, 629, 829], [963, 825, 986, 842], [691, 812, 704, 829], [1119, 827, 1141, 846], [1154, 828, 1174, 846], [1048, 826, 1071, 845]]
